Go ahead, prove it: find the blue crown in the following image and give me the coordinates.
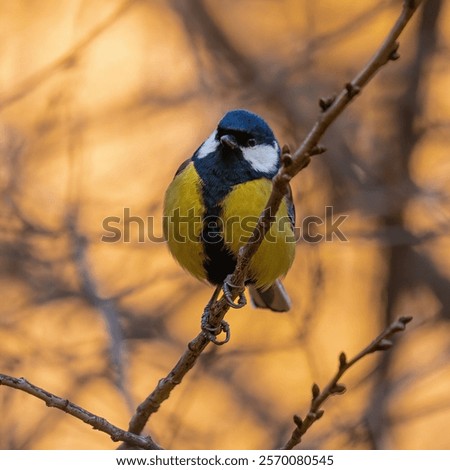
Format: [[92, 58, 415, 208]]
[[217, 109, 275, 141]]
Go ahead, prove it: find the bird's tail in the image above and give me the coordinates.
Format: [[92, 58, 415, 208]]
[[248, 279, 291, 312]]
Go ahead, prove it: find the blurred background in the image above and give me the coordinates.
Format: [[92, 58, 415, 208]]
[[1, 0, 449, 450]]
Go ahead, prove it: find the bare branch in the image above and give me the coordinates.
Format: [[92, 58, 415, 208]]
[[230, 0, 423, 284], [125, 0, 423, 441], [280, 316, 413, 450], [126, 330, 211, 435], [0, 374, 161, 450]]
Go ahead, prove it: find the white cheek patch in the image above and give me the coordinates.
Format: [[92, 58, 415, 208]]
[[196, 131, 218, 159], [241, 144, 279, 173]]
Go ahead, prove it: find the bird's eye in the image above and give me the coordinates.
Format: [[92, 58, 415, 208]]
[[247, 138, 256, 147]]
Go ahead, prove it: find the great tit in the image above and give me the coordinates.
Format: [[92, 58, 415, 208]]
[[163, 109, 295, 312]]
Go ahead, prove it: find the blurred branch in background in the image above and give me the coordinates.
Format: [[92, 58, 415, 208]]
[[364, 0, 445, 449], [122, 0, 423, 447], [67, 208, 133, 410], [0, 0, 449, 450], [0, 0, 137, 109]]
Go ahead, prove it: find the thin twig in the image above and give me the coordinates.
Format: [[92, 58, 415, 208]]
[[125, 0, 423, 439], [126, 330, 212, 435], [281, 316, 413, 450], [230, 0, 423, 287], [0, 0, 137, 108], [0, 374, 162, 450], [0, 1, 423, 450]]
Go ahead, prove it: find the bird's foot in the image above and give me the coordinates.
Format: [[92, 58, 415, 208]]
[[222, 275, 247, 309], [200, 277, 246, 345], [201, 307, 230, 345]]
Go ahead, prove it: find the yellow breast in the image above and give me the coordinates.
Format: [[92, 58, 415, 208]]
[[164, 163, 295, 288], [221, 179, 295, 289], [163, 162, 206, 281]]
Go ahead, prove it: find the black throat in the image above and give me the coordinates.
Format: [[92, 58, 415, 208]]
[[193, 147, 270, 285]]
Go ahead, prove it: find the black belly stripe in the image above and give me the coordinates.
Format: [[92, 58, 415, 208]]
[[201, 204, 237, 285], [194, 149, 246, 285], [193, 146, 277, 285]]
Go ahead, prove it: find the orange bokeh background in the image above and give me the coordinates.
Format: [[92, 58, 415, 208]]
[[1, 0, 449, 450]]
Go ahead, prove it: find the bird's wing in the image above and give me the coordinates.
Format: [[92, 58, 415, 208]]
[[172, 158, 192, 179]]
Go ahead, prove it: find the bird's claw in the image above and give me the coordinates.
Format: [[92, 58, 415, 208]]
[[200, 277, 246, 345], [223, 276, 247, 309], [201, 309, 230, 345]]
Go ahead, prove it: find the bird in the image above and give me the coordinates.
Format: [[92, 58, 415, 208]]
[[163, 109, 295, 328]]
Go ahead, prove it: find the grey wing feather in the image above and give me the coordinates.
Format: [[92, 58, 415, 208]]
[[248, 279, 291, 313]]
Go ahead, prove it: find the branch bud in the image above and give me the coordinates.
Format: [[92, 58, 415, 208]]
[[330, 383, 346, 395], [293, 415, 303, 428], [389, 42, 400, 61], [282, 143, 291, 154], [315, 409, 324, 420], [308, 145, 327, 157], [282, 153, 293, 167], [312, 383, 320, 400], [399, 315, 413, 325], [339, 352, 347, 369], [319, 95, 336, 111], [374, 339, 394, 351], [345, 82, 361, 98]]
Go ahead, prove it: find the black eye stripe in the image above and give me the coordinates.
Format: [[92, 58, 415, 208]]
[[217, 129, 263, 148]]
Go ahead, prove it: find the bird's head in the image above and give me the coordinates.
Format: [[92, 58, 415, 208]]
[[195, 109, 280, 177]]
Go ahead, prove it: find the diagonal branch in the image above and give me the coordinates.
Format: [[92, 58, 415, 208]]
[[125, 0, 423, 439], [228, 0, 423, 290], [0, 0, 137, 108], [281, 316, 413, 449], [0, 374, 161, 449]]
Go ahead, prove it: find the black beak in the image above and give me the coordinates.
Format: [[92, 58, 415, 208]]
[[220, 134, 238, 150]]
